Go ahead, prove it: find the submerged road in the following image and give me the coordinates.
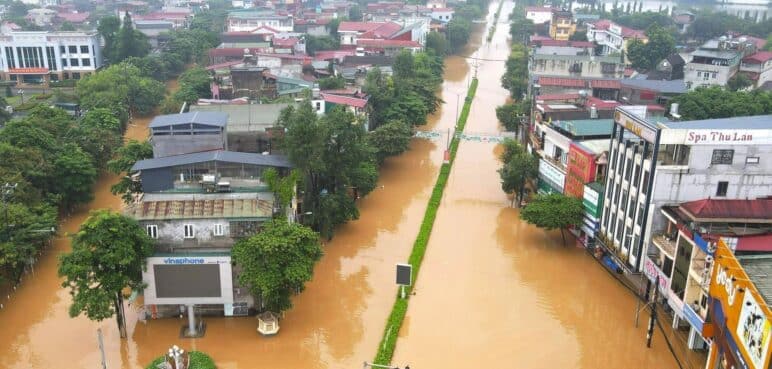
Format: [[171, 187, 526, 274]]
[[392, 2, 684, 368]]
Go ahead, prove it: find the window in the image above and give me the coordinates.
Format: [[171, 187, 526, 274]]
[[624, 226, 632, 248], [68, 45, 77, 53], [641, 171, 649, 195], [621, 190, 628, 212], [610, 148, 617, 170], [70, 58, 79, 66], [633, 164, 641, 185], [616, 221, 624, 243], [82, 58, 91, 66], [80, 45, 89, 53], [146, 225, 158, 239], [716, 181, 728, 197], [60, 45, 65, 53], [61, 58, 67, 67], [697, 71, 701, 77], [183, 224, 195, 238], [624, 158, 632, 180], [711, 149, 734, 165], [746, 156, 760, 164], [712, 72, 717, 79], [603, 206, 610, 225], [614, 183, 621, 205], [213, 224, 225, 236]]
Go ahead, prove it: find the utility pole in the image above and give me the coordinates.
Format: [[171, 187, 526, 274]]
[[97, 328, 107, 369], [646, 276, 659, 348]]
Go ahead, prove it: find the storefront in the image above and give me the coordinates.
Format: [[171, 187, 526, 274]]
[[706, 239, 772, 369], [577, 182, 604, 247], [537, 158, 565, 195]]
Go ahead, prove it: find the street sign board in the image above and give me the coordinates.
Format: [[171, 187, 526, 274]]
[[396, 263, 412, 286]]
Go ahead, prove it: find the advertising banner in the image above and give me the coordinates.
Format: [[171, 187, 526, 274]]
[[614, 109, 657, 143], [538, 159, 565, 194], [737, 291, 772, 369], [582, 184, 603, 218], [643, 257, 670, 295]]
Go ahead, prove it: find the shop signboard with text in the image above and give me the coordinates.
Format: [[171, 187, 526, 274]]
[[538, 159, 565, 194], [643, 257, 670, 295], [582, 184, 603, 218], [613, 109, 657, 143], [709, 239, 772, 369]]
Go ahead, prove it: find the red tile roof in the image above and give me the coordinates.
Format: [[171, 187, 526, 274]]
[[743, 51, 772, 64], [57, 12, 90, 23], [583, 96, 620, 110], [538, 76, 586, 88], [680, 199, 772, 221], [361, 22, 402, 39], [645, 104, 666, 112], [740, 35, 767, 50], [209, 48, 267, 57], [273, 37, 299, 47], [206, 60, 242, 70], [736, 234, 772, 252], [357, 39, 421, 48], [321, 93, 368, 108], [313, 50, 356, 61], [535, 93, 580, 101], [590, 79, 621, 89], [590, 19, 646, 39], [339, 21, 383, 32]]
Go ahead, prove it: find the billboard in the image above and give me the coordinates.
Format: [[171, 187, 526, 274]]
[[143, 255, 234, 305], [538, 159, 565, 194], [737, 291, 772, 369], [582, 184, 603, 218]]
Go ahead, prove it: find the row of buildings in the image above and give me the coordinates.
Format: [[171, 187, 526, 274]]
[[519, 6, 772, 367]]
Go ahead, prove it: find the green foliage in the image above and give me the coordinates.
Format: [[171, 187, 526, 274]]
[[58, 210, 154, 321], [145, 351, 216, 369], [279, 104, 378, 239], [497, 139, 538, 206], [262, 168, 299, 215], [509, 6, 535, 43], [727, 74, 753, 91], [76, 62, 166, 120], [373, 78, 478, 366], [368, 120, 413, 163], [232, 219, 322, 313], [501, 43, 529, 99], [447, 18, 472, 53], [688, 10, 772, 41], [0, 203, 56, 284], [305, 35, 340, 56], [317, 76, 345, 90], [613, 11, 674, 29], [626, 24, 675, 72], [60, 21, 76, 31], [669, 87, 772, 121], [72, 108, 123, 168], [108, 140, 153, 204], [99, 13, 150, 64], [172, 67, 212, 104], [426, 31, 450, 57], [495, 101, 527, 132], [364, 51, 443, 128], [349, 4, 363, 21], [569, 31, 588, 41], [520, 193, 584, 244]]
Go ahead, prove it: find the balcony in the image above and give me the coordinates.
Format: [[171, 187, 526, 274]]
[[652, 234, 677, 259], [689, 256, 711, 288]]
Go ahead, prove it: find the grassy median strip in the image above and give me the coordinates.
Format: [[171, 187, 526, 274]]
[[487, 0, 505, 42], [373, 78, 479, 365]]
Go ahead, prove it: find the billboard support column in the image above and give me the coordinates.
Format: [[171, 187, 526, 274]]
[[187, 305, 196, 336]]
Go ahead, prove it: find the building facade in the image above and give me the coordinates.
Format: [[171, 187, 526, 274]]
[[227, 10, 294, 32], [549, 10, 576, 41], [599, 108, 772, 273], [684, 36, 756, 90], [0, 31, 102, 85]]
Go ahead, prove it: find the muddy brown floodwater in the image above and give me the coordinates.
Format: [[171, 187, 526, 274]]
[[0, 29, 480, 369], [392, 2, 688, 369]]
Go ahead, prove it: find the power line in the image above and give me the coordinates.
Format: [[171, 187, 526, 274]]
[[461, 55, 509, 62]]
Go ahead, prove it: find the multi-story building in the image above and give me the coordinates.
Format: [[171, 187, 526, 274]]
[[739, 51, 772, 90], [127, 112, 295, 319], [646, 198, 772, 351], [684, 35, 757, 90], [525, 6, 555, 25], [0, 31, 102, 85], [227, 10, 294, 33], [598, 108, 772, 273], [585, 19, 646, 57], [549, 10, 576, 41], [529, 44, 626, 81]]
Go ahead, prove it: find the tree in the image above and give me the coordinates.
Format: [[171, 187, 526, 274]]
[[279, 104, 378, 239], [108, 140, 153, 204], [426, 31, 449, 56], [447, 18, 471, 53], [116, 12, 150, 62], [262, 168, 299, 217], [76, 62, 166, 121], [498, 139, 537, 206], [349, 4, 363, 21], [305, 35, 340, 55], [0, 203, 56, 284], [58, 210, 153, 338], [626, 24, 675, 72], [495, 102, 526, 132], [173, 67, 211, 104], [368, 120, 412, 163], [317, 76, 345, 90], [52, 144, 98, 209], [501, 44, 529, 98], [98, 16, 122, 64], [727, 74, 753, 91], [569, 31, 588, 41], [669, 87, 772, 120], [60, 21, 76, 31], [232, 219, 322, 313], [393, 50, 416, 80], [72, 108, 123, 168], [520, 193, 584, 245]]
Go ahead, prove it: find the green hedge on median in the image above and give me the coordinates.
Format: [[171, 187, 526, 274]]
[[145, 351, 216, 369], [373, 78, 478, 365]]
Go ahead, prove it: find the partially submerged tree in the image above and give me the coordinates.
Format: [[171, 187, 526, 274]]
[[368, 120, 413, 164], [232, 219, 322, 313], [498, 140, 538, 207], [520, 193, 584, 245], [108, 140, 154, 204], [58, 210, 153, 338], [262, 168, 300, 218]]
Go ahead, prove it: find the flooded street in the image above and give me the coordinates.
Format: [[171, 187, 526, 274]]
[[392, 2, 684, 368], [0, 31, 477, 369]]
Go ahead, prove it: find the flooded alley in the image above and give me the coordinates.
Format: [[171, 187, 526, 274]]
[[0, 30, 479, 369], [392, 2, 686, 369]]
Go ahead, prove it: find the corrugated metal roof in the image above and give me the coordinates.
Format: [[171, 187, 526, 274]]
[[551, 119, 614, 137], [149, 112, 228, 128], [620, 79, 687, 94], [661, 114, 772, 130], [132, 150, 292, 171], [127, 195, 273, 220], [737, 255, 772, 306], [680, 199, 772, 221]]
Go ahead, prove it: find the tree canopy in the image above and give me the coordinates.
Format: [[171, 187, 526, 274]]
[[669, 87, 772, 120], [498, 139, 538, 206], [58, 210, 153, 337], [98, 13, 150, 64], [626, 24, 675, 72], [108, 139, 154, 204], [520, 193, 584, 245], [232, 219, 322, 313], [501, 44, 529, 99], [76, 62, 166, 121], [368, 120, 413, 164]]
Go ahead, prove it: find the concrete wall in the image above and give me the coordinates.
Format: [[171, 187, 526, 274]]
[[684, 63, 737, 89], [530, 57, 626, 79]]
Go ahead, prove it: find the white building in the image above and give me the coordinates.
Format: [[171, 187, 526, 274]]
[[0, 31, 102, 85], [525, 6, 554, 25], [599, 107, 772, 273], [429, 8, 453, 23], [26, 8, 57, 27], [684, 36, 756, 90], [227, 10, 294, 32], [739, 51, 772, 89], [585, 19, 646, 57], [20, 0, 59, 6]]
